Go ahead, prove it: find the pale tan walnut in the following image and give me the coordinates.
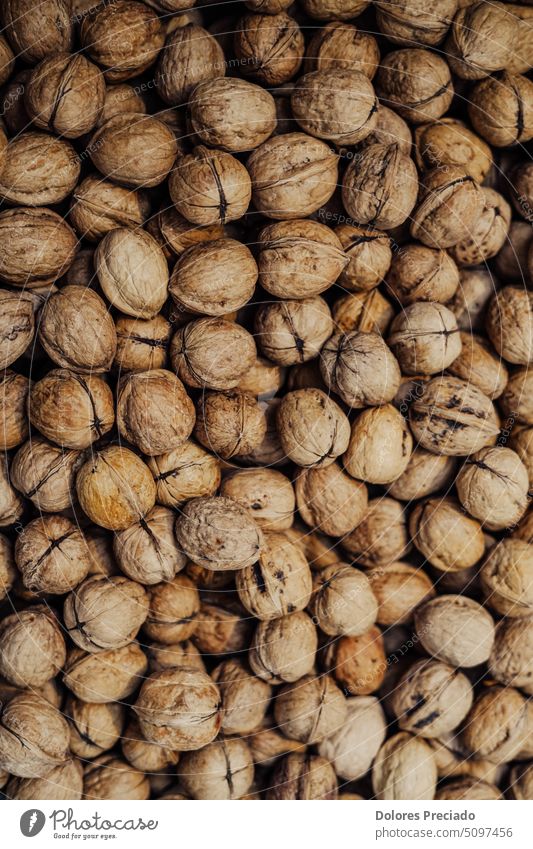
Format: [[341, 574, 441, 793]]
[[68, 698, 124, 760], [194, 598, 252, 657], [318, 696, 385, 781], [295, 463, 368, 538], [448, 333, 508, 400], [240, 398, 286, 467], [266, 752, 337, 800], [415, 595, 495, 668], [344, 404, 413, 485], [410, 497, 484, 572], [38, 285, 117, 373], [291, 69, 377, 145], [486, 286, 533, 366], [134, 667, 221, 750], [445, 1, 518, 80], [388, 448, 456, 502], [462, 686, 528, 764], [342, 143, 418, 230], [0, 371, 29, 451], [80, 2, 163, 81], [76, 445, 156, 531], [409, 375, 500, 456], [335, 224, 393, 293], [480, 538, 533, 618], [64, 575, 148, 653], [95, 227, 168, 319], [220, 468, 295, 531], [0, 692, 69, 779], [212, 659, 271, 735], [15, 514, 91, 595], [7, 759, 83, 801], [0, 456, 24, 528], [0, 606, 66, 689], [169, 146, 251, 226], [0, 133, 80, 207], [495, 221, 533, 281], [449, 188, 510, 267], [121, 718, 179, 774], [171, 317, 256, 390], [332, 290, 394, 336], [511, 427, 533, 491], [500, 368, 533, 426], [274, 674, 346, 744], [89, 113, 178, 188], [0, 0, 72, 64], [300, 0, 370, 20], [257, 219, 346, 300], [414, 119, 492, 184], [372, 732, 437, 800], [376, 49, 453, 124], [147, 639, 205, 674], [489, 616, 533, 695], [235, 12, 304, 85], [385, 244, 460, 306], [29, 369, 114, 449], [456, 446, 529, 531], [143, 574, 199, 643], [388, 302, 461, 376], [246, 133, 338, 220], [310, 563, 377, 637], [392, 659, 473, 738], [179, 738, 254, 800], [25, 53, 105, 138], [305, 22, 379, 79], [11, 438, 82, 513], [148, 440, 221, 508], [169, 239, 258, 316], [0, 534, 15, 602], [368, 562, 435, 626], [255, 297, 332, 366], [0, 207, 77, 287], [70, 175, 149, 242], [249, 611, 317, 684], [322, 626, 386, 695], [83, 754, 149, 801], [188, 77, 276, 152], [508, 763, 533, 800], [98, 83, 147, 126], [175, 495, 264, 571], [0, 35, 14, 85], [155, 24, 225, 105], [320, 331, 401, 409], [247, 723, 306, 768], [194, 389, 266, 460], [449, 268, 495, 332], [468, 73, 533, 147], [411, 167, 486, 249], [147, 207, 223, 260], [63, 643, 148, 704], [343, 497, 410, 567], [276, 388, 350, 468], [113, 505, 186, 585], [115, 315, 171, 373], [376, 0, 457, 46]]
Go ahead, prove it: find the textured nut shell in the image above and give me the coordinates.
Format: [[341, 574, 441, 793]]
[[446, 2, 518, 80], [336, 224, 393, 292], [235, 13, 304, 86], [249, 611, 317, 683], [448, 333, 507, 400], [320, 331, 401, 409], [376, 48, 453, 123], [0, 371, 29, 451], [156, 25, 225, 105], [70, 175, 149, 242], [266, 752, 337, 800], [68, 699, 124, 760], [318, 696, 386, 781], [295, 463, 367, 537], [462, 687, 528, 764], [410, 497, 484, 572], [96, 228, 168, 319], [500, 368, 533, 427], [332, 289, 394, 337], [372, 732, 437, 800], [311, 563, 377, 636], [344, 404, 413, 484], [148, 440, 221, 508], [0, 458, 24, 528], [63, 643, 148, 704], [0, 207, 77, 287], [487, 286, 533, 366], [322, 625, 386, 695], [212, 659, 271, 735], [171, 318, 256, 390], [456, 447, 529, 530], [274, 674, 346, 744], [292, 69, 377, 144], [277, 388, 350, 468], [388, 448, 456, 502], [115, 315, 171, 373], [343, 497, 410, 567], [143, 574, 199, 642], [121, 717, 178, 773], [376, 0, 458, 47], [414, 119, 492, 184], [480, 538, 533, 618], [410, 167, 485, 249], [386, 244, 459, 306], [169, 146, 251, 226], [489, 616, 533, 695], [194, 389, 266, 460], [388, 303, 461, 375], [392, 659, 473, 738], [368, 562, 435, 626], [113, 505, 186, 585], [180, 737, 254, 800], [8, 759, 83, 801], [342, 143, 418, 229], [416, 595, 495, 668], [15, 514, 91, 594], [189, 77, 276, 151], [0, 534, 16, 601], [220, 468, 294, 531], [0, 291, 34, 370], [256, 297, 332, 365], [306, 22, 379, 78], [83, 754, 149, 801], [0, 692, 69, 779], [0, 606, 66, 688], [468, 73, 533, 147], [449, 188, 510, 267], [1, 0, 72, 63], [301, 0, 370, 21], [0, 133, 80, 206]]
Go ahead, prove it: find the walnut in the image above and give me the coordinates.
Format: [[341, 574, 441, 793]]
[[212, 659, 271, 735], [368, 562, 434, 626], [372, 732, 437, 800], [220, 468, 295, 531], [255, 297, 332, 366], [95, 227, 168, 319], [70, 175, 149, 242], [121, 718, 178, 774], [147, 207, 223, 260], [0, 455, 24, 528], [261, 226, 345, 304], [376, 0, 457, 46], [489, 616, 533, 695], [495, 221, 532, 281], [343, 404, 413, 484], [0, 692, 69, 779], [266, 752, 337, 800], [310, 562, 377, 636], [414, 119, 492, 184], [115, 314, 171, 373], [486, 286, 533, 366], [449, 188, 510, 267], [468, 72, 533, 147], [392, 659, 473, 738], [411, 167, 486, 248], [0, 35, 14, 85], [509, 763, 533, 801], [63, 643, 148, 703], [29, 369, 114, 449], [7, 759, 83, 801], [320, 331, 401, 408], [148, 440, 221, 508], [77, 445, 156, 531], [295, 463, 367, 538], [134, 667, 221, 750], [194, 389, 266, 460], [0, 534, 15, 602], [292, 69, 377, 145], [388, 302, 461, 375], [249, 611, 317, 683], [188, 77, 276, 152], [246, 133, 338, 220], [0, 132, 80, 207], [332, 290, 394, 336], [0, 207, 77, 287], [194, 598, 252, 656], [500, 368, 533, 426], [276, 388, 350, 468], [462, 686, 528, 764], [89, 113, 178, 188], [83, 754, 149, 800], [169, 146, 251, 226], [385, 244, 460, 305], [98, 83, 147, 126], [15, 514, 91, 594], [245, 0, 292, 10], [169, 239, 257, 316], [305, 22, 379, 79], [448, 333, 507, 400], [449, 268, 495, 331], [274, 674, 346, 744], [322, 625, 386, 695], [156, 24, 225, 105], [143, 574, 200, 643], [511, 427, 533, 491], [480, 538, 533, 618], [376, 48, 453, 123], [456, 447, 529, 530], [235, 12, 304, 85], [318, 696, 386, 781], [0, 371, 29, 451], [25, 53, 105, 138], [0, 606, 66, 688], [68, 698, 124, 760], [171, 318, 256, 390], [113, 505, 186, 585], [445, 1, 518, 80], [388, 448, 456, 502], [409, 375, 500, 456], [335, 224, 392, 292], [64, 575, 148, 653], [0, 0, 72, 64], [179, 738, 254, 800], [147, 639, 205, 674], [410, 497, 484, 572], [300, 0, 370, 20], [342, 143, 418, 230], [415, 595, 495, 668], [343, 497, 411, 567]]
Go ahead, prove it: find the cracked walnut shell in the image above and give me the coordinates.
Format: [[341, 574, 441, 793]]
[[15, 514, 91, 595], [456, 447, 529, 531]]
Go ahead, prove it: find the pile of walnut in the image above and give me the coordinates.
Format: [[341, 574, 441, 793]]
[[1, 0, 533, 803]]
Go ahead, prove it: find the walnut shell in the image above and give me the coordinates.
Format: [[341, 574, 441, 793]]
[[448, 333, 507, 400], [377, 48, 453, 123], [220, 468, 294, 531], [415, 594, 495, 668], [0, 207, 77, 287], [322, 625, 386, 695], [462, 686, 528, 764], [343, 403, 413, 484], [376, 0, 457, 47], [115, 314, 171, 373], [388, 447, 456, 502], [448, 268, 496, 332], [266, 752, 337, 800], [292, 69, 377, 145], [388, 302, 461, 375], [414, 119, 492, 184], [70, 175, 149, 242], [480, 538, 533, 618], [306, 22, 379, 79], [63, 643, 148, 703], [0, 534, 16, 602], [255, 297, 332, 366], [148, 440, 221, 508], [410, 497, 484, 572], [11, 438, 81, 513], [7, 759, 83, 801], [385, 244, 460, 305], [276, 388, 350, 468], [0, 692, 69, 779], [113, 505, 186, 585], [318, 696, 385, 781], [188, 77, 276, 152], [456, 447, 529, 530], [274, 674, 346, 744], [509, 763, 533, 801], [487, 286, 533, 366], [0, 370, 29, 451], [367, 562, 434, 626], [310, 563, 377, 636], [0, 35, 14, 86], [64, 575, 148, 653], [295, 462, 367, 538], [343, 497, 410, 567], [392, 659, 473, 738], [0, 606, 66, 688], [331, 289, 394, 336], [0, 132, 80, 207], [0, 0, 72, 64], [372, 732, 437, 800], [194, 389, 266, 460], [143, 573, 199, 642], [449, 188, 510, 267], [147, 207, 223, 260], [249, 611, 317, 683], [468, 72, 533, 147], [500, 368, 533, 426], [179, 738, 254, 800], [98, 83, 147, 126], [68, 698, 124, 760], [121, 718, 178, 773], [320, 331, 401, 408], [0, 455, 24, 528], [342, 143, 418, 230], [495, 220, 532, 281], [169, 146, 251, 226], [212, 660, 270, 739], [0, 290, 35, 371], [446, 1, 519, 80], [83, 754, 149, 801], [147, 639, 205, 674], [171, 317, 257, 389], [335, 224, 392, 292], [155, 24, 225, 105], [235, 12, 304, 85], [413, 166, 487, 251], [15, 514, 91, 594], [489, 616, 533, 695]]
